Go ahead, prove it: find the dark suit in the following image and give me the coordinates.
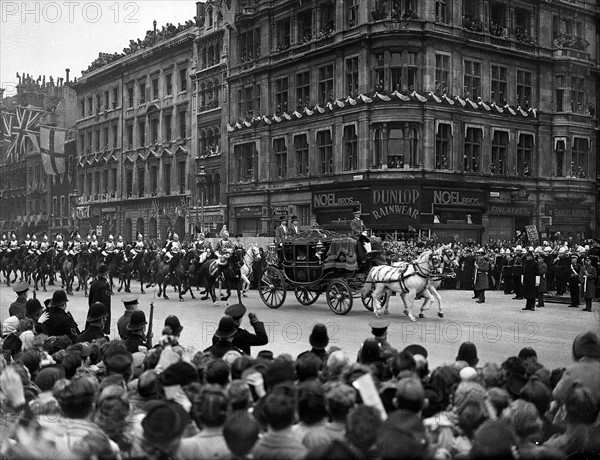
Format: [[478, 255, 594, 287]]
[[204, 340, 244, 359], [275, 224, 288, 245], [212, 321, 268, 355], [124, 331, 147, 353], [522, 256, 539, 310], [45, 308, 80, 342], [9, 298, 27, 319], [512, 254, 524, 298], [568, 262, 582, 307], [89, 276, 112, 334], [76, 325, 109, 343]]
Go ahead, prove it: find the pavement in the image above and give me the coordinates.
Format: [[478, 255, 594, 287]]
[[2, 281, 599, 371]]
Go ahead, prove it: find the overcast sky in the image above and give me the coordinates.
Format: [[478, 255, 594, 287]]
[[1, 1, 196, 95]]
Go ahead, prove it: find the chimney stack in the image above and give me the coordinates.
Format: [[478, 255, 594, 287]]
[[65, 68, 70, 82], [196, 2, 205, 22]]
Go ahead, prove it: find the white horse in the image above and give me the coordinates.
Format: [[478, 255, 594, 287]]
[[360, 249, 443, 322], [417, 245, 458, 318], [240, 245, 261, 295]]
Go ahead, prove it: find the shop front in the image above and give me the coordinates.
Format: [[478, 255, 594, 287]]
[[312, 186, 369, 233], [485, 204, 534, 243], [235, 205, 263, 237], [546, 205, 592, 240]]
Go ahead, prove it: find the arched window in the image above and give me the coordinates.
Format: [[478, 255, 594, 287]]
[[199, 128, 207, 155], [149, 217, 158, 239], [124, 218, 133, 243]]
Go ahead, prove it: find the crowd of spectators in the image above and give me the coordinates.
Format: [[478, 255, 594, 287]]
[[1, 295, 599, 460]]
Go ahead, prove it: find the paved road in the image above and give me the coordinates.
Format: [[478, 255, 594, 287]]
[[1, 281, 598, 371]]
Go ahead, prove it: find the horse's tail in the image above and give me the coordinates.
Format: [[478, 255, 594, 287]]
[[359, 281, 374, 297]]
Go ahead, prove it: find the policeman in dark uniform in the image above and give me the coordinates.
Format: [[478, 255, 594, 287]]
[[502, 250, 514, 295], [555, 247, 570, 295], [212, 303, 268, 356], [89, 264, 112, 334], [117, 294, 140, 339], [9, 281, 29, 319], [512, 246, 524, 300], [588, 240, 600, 299], [45, 290, 80, 342], [124, 310, 148, 353], [76, 302, 109, 343]]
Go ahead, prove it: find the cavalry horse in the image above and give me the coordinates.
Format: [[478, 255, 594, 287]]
[[198, 248, 243, 304], [359, 249, 444, 322], [34, 249, 55, 292], [240, 245, 261, 295], [60, 253, 76, 295], [75, 247, 90, 296], [154, 252, 186, 301], [1, 247, 23, 285]]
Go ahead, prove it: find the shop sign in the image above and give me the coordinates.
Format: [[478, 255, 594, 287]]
[[432, 189, 484, 207], [370, 186, 420, 221], [273, 206, 289, 216], [312, 191, 359, 208], [102, 207, 117, 213], [525, 224, 539, 244], [489, 205, 533, 216], [75, 206, 90, 219], [236, 206, 262, 218], [546, 206, 591, 221]]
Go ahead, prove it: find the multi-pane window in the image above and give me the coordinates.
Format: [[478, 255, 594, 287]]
[[239, 27, 261, 63], [463, 0, 482, 31], [150, 118, 159, 144], [388, 124, 418, 168], [343, 125, 358, 171], [164, 163, 171, 195], [138, 168, 145, 197], [345, 57, 359, 97], [489, 1, 507, 36], [126, 123, 133, 149], [127, 86, 134, 108], [296, 71, 310, 109], [572, 138, 588, 178], [152, 78, 159, 100], [390, 52, 402, 92], [276, 18, 291, 50], [435, 123, 452, 170], [126, 170, 133, 197], [139, 82, 146, 104], [491, 131, 508, 175], [111, 124, 118, 148], [516, 70, 532, 107], [346, 0, 359, 27], [178, 111, 187, 139], [234, 143, 256, 182], [273, 138, 287, 179], [294, 134, 309, 176], [317, 131, 333, 174], [514, 8, 532, 43], [517, 134, 533, 177], [94, 129, 100, 151], [435, 54, 450, 94], [435, 0, 448, 23], [374, 53, 385, 92], [94, 171, 100, 196], [571, 77, 585, 113], [319, 1, 335, 35], [80, 99, 85, 117], [165, 73, 173, 95], [275, 77, 289, 114], [164, 114, 172, 141], [111, 169, 117, 195], [555, 139, 565, 177], [318, 65, 334, 105], [297, 10, 312, 43], [555, 76, 565, 112], [103, 126, 109, 149], [112, 86, 118, 108], [96, 94, 101, 112], [104, 91, 109, 110], [87, 131, 92, 153], [179, 68, 187, 92], [464, 127, 481, 173], [491, 65, 507, 104], [138, 120, 145, 146], [463, 60, 481, 98], [177, 161, 186, 194], [406, 52, 419, 90], [102, 170, 108, 195], [150, 165, 158, 195]]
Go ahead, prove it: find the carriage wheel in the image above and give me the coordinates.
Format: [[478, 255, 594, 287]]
[[294, 286, 320, 306], [259, 267, 286, 309], [361, 287, 390, 312], [326, 279, 353, 315]]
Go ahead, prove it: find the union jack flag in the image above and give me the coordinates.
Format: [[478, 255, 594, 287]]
[[2, 106, 45, 163]]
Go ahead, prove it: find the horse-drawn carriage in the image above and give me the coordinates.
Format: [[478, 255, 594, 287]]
[[258, 230, 386, 315]]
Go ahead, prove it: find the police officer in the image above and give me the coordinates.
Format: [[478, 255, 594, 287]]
[[9, 281, 29, 319], [76, 302, 110, 343], [45, 290, 80, 342], [555, 246, 570, 295], [116, 294, 140, 339], [211, 303, 268, 356], [568, 254, 582, 308], [124, 310, 149, 353], [522, 248, 539, 311], [501, 249, 514, 295], [512, 245, 524, 300], [89, 264, 112, 334], [474, 248, 490, 303]]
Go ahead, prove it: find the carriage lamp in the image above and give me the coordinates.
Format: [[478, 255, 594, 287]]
[[316, 239, 326, 260], [268, 241, 277, 254]]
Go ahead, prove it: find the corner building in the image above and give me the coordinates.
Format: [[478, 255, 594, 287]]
[[225, 0, 598, 242]]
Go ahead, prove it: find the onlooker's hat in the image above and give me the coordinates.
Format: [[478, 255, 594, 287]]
[[215, 316, 237, 339], [369, 319, 390, 335], [2, 316, 20, 337], [456, 342, 479, 367], [225, 303, 246, 319], [279, 215, 288, 221], [291, 215, 298, 221], [25, 298, 44, 319], [142, 401, 190, 444], [121, 294, 139, 308], [518, 347, 537, 361], [48, 289, 68, 308], [309, 323, 329, 349], [34, 366, 65, 392], [127, 310, 147, 330], [54, 376, 98, 407], [98, 264, 109, 275], [12, 281, 29, 294], [86, 302, 108, 322], [104, 350, 134, 374], [404, 344, 428, 359], [160, 361, 198, 387], [257, 350, 274, 361], [572, 331, 600, 360], [164, 315, 183, 335], [352, 206, 361, 214]]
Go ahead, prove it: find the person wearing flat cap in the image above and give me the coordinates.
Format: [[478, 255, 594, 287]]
[[211, 303, 268, 355], [76, 302, 110, 343], [124, 310, 149, 353], [117, 294, 140, 339], [45, 289, 80, 342], [9, 281, 29, 319], [205, 316, 244, 359], [89, 263, 112, 334]]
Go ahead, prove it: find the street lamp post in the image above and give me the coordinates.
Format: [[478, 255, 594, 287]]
[[196, 165, 206, 235], [69, 189, 78, 233]]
